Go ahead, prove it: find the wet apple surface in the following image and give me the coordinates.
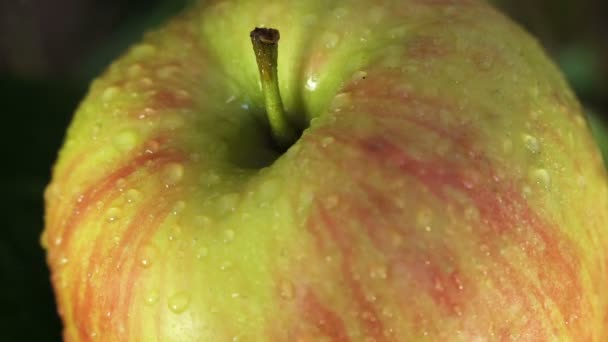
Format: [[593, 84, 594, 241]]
[[43, 0, 608, 340]]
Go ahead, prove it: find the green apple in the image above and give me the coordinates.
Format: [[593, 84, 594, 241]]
[[43, 0, 608, 340]]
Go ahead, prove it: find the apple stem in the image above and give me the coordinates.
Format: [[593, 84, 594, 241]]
[[250, 28, 297, 149]]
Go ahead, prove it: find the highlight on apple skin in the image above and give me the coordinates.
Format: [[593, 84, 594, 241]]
[[42, 0, 608, 340]]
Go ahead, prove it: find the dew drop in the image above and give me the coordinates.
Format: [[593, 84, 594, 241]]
[[113, 129, 139, 152], [168, 291, 190, 314], [223, 229, 235, 243], [217, 193, 239, 214], [322, 32, 340, 49], [279, 280, 295, 300], [369, 265, 388, 279], [126, 189, 142, 204], [144, 139, 161, 154], [157, 65, 179, 80], [530, 168, 551, 190], [464, 205, 480, 222], [163, 163, 184, 186], [329, 92, 352, 112], [128, 64, 143, 77], [359, 28, 372, 43], [416, 207, 433, 229], [140, 78, 153, 88], [145, 290, 159, 305], [102, 86, 119, 102], [196, 246, 209, 260], [220, 261, 233, 271], [138, 245, 157, 268], [321, 136, 335, 148], [305, 76, 319, 91], [351, 70, 367, 83], [200, 171, 221, 187], [522, 134, 541, 154], [172, 201, 186, 215], [106, 207, 121, 223], [59, 256, 69, 266], [132, 44, 157, 58]]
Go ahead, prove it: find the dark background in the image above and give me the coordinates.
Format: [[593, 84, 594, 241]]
[[0, 1, 606, 340]]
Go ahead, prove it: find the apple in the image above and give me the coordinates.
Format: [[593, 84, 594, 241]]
[[42, 0, 608, 340]]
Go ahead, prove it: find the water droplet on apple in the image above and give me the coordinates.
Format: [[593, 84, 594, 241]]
[[530, 168, 551, 190], [218, 193, 239, 214], [416, 207, 433, 230], [522, 134, 541, 154], [329, 92, 352, 112], [140, 76, 154, 87], [223, 229, 235, 243], [128, 63, 143, 78], [279, 280, 295, 300], [220, 261, 233, 271], [106, 207, 121, 223], [168, 291, 190, 314], [126, 189, 142, 204], [322, 32, 340, 49], [102, 86, 119, 102], [138, 245, 157, 268], [145, 290, 159, 305], [305, 76, 319, 91], [351, 70, 367, 83], [321, 136, 334, 148], [157, 65, 179, 80], [59, 256, 69, 266], [168, 224, 182, 242], [132, 44, 157, 58], [464, 205, 480, 222], [113, 129, 139, 152], [163, 163, 184, 186], [369, 265, 388, 279], [200, 171, 221, 187], [172, 201, 186, 215], [196, 246, 209, 260]]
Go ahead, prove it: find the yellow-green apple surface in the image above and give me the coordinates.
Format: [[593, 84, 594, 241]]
[[42, 0, 608, 340]]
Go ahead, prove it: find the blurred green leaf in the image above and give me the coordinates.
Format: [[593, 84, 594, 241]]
[[588, 110, 608, 168], [557, 45, 602, 96]]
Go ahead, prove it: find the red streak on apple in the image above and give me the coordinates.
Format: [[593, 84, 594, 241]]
[[300, 290, 350, 341], [44, 139, 186, 340], [285, 66, 592, 338]]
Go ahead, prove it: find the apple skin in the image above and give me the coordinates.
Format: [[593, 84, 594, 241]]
[[42, 0, 608, 341]]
